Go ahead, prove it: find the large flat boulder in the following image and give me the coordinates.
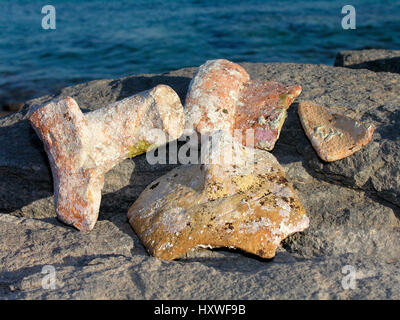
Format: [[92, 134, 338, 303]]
[[335, 49, 400, 74], [1, 62, 399, 299]]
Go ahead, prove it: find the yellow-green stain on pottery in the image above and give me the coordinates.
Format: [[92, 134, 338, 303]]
[[270, 110, 287, 130], [128, 140, 153, 158], [278, 93, 293, 109]]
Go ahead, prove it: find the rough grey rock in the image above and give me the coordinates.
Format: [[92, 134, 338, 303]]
[[335, 49, 400, 74], [1, 62, 400, 299]]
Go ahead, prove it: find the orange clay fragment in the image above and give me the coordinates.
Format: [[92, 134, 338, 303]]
[[127, 131, 309, 260], [29, 85, 184, 231], [184, 59, 250, 135], [185, 59, 302, 150], [235, 80, 302, 150], [298, 101, 375, 162]]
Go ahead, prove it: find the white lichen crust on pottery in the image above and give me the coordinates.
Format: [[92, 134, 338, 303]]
[[128, 131, 309, 260], [29, 85, 185, 231]]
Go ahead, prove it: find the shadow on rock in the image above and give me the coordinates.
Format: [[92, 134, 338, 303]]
[[337, 57, 400, 74], [115, 75, 192, 104]]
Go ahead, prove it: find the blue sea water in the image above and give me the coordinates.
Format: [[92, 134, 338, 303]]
[[0, 0, 399, 104]]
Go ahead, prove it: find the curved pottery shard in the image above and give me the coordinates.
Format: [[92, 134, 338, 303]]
[[234, 80, 302, 150], [185, 59, 302, 150], [298, 101, 375, 162], [184, 59, 250, 135], [29, 85, 184, 231], [127, 131, 309, 260]]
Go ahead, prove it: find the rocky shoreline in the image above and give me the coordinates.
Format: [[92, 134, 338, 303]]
[[1, 50, 399, 299]]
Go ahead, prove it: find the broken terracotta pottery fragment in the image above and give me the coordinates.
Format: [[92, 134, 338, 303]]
[[234, 80, 302, 150], [298, 101, 375, 162], [184, 59, 250, 135], [29, 85, 184, 231], [127, 131, 309, 260], [185, 59, 302, 150]]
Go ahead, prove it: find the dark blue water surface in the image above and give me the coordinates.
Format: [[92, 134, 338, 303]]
[[0, 0, 399, 103]]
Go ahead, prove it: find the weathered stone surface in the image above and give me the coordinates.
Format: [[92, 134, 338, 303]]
[[282, 177, 400, 260], [185, 59, 301, 150], [1, 213, 399, 299], [335, 49, 400, 73], [298, 101, 375, 162], [1, 62, 400, 299], [28, 85, 184, 231], [128, 131, 308, 260]]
